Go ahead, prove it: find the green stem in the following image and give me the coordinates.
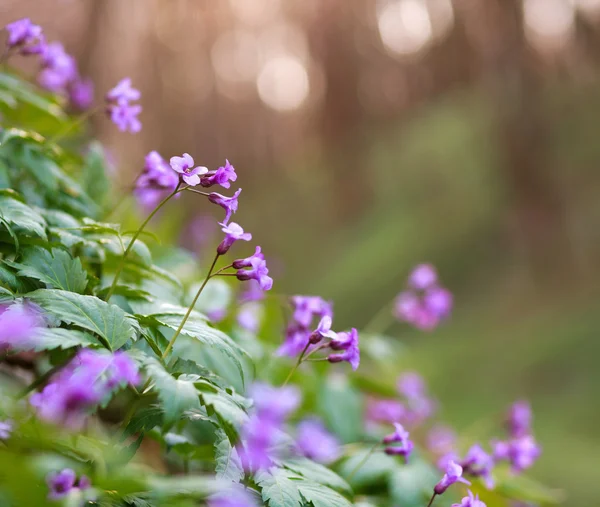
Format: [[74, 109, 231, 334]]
[[105, 184, 181, 302], [363, 300, 394, 335], [48, 105, 101, 144], [281, 342, 310, 387], [426, 492, 437, 507], [161, 253, 220, 360], [211, 263, 234, 276], [184, 188, 211, 197], [346, 442, 380, 483]]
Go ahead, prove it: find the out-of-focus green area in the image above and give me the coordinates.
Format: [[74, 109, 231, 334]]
[[4, 0, 599, 503]]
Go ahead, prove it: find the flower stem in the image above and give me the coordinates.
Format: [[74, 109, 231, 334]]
[[184, 188, 211, 197], [426, 492, 437, 507], [345, 442, 380, 483], [281, 342, 311, 387], [211, 263, 234, 276], [105, 184, 181, 302], [161, 253, 220, 360], [363, 301, 394, 335], [48, 105, 101, 144]]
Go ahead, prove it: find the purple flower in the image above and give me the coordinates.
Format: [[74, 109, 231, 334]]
[[308, 315, 337, 344], [208, 486, 258, 507], [237, 302, 262, 333], [135, 150, 179, 209], [277, 325, 310, 357], [491, 439, 511, 461], [506, 400, 532, 438], [296, 418, 340, 464], [77, 475, 91, 490], [209, 188, 242, 225], [366, 398, 406, 424], [170, 153, 208, 186], [427, 425, 457, 455], [434, 460, 471, 495], [408, 264, 438, 290], [217, 222, 252, 255], [460, 444, 495, 488], [68, 78, 94, 111], [509, 435, 541, 473], [0, 420, 12, 440], [397, 372, 427, 400], [383, 422, 414, 462], [201, 159, 238, 189], [423, 286, 453, 319], [250, 383, 300, 422], [106, 78, 141, 103], [233, 246, 265, 269], [108, 101, 142, 133], [0, 304, 42, 350], [5, 18, 44, 54], [239, 279, 266, 304], [47, 468, 77, 499], [452, 490, 486, 507], [291, 296, 333, 328], [328, 328, 360, 371], [437, 451, 461, 471], [234, 248, 273, 291], [38, 42, 77, 92]]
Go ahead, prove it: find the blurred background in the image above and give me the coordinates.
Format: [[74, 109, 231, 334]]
[[3, 0, 600, 503]]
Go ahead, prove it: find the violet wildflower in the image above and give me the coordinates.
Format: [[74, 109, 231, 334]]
[[328, 328, 360, 371], [208, 486, 258, 507], [47, 468, 77, 500], [68, 77, 94, 111], [135, 150, 179, 209], [408, 263, 438, 290], [106, 78, 142, 133], [233, 246, 273, 291], [5, 18, 45, 55], [296, 418, 340, 464], [237, 302, 262, 333], [308, 315, 337, 344], [506, 400, 532, 438], [0, 304, 42, 350], [277, 325, 311, 357], [291, 296, 333, 328], [239, 279, 266, 304], [170, 153, 208, 186], [434, 460, 471, 495], [509, 435, 541, 473], [0, 420, 12, 440], [201, 159, 237, 189], [461, 444, 495, 488], [366, 398, 406, 425], [38, 42, 77, 93], [452, 490, 486, 507], [250, 383, 300, 421], [437, 451, 461, 471], [209, 188, 242, 224], [106, 78, 140, 103], [217, 222, 252, 255], [383, 422, 414, 462], [397, 372, 427, 400], [423, 286, 453, 320], [428, 425, 457, 456]]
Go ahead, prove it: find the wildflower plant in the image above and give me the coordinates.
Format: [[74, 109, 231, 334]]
[[0, 17, 560, 507]]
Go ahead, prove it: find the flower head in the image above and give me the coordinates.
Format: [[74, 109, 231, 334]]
[[108, 101, 142, 133], [427, 425, 457, 456], [434, 460, 471, 495], [423, 286, 453, 319], [509, 435, 541, 473], [209, 188, 242, 224], [68, 78, 94, 111], [296, 418, 340, 464], [460, 444, 495, 488], [38, 42, 77, 92], [106, 77, 140, 103], [250, 383, 300, 422], [0, 420, 12, 440], [366, 398, 406, 424], [217, 222, 252, 255], [6, 18, 44, 54], [47, 469, 76, 500], [383, 422, 414, 462], [308, 315, 337, 344], [291, 296, 332, 328], [201, 159, 238, 189], [452, 490, 486, 507], [135, 151, 179, 209], [408, 264, 438, 290], [234, 248, 273, 291], [277, 325, 310, 357], [237, 302, 262, 333], [506, 400, 532, 438], [208, 486, 258, 507], [328, 328, 360, 371], [0, 304, 42, 350], [397, 372, 427, 400], [169, 153, 208, 186]]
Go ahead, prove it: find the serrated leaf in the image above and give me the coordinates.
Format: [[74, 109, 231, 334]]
[[388, 459, 438, 507], [317, 374, 363, 444], [33, 327, 98, 351], [279, 457, 352, 497], [26, 289, 139, 350], [214, 429, 244, 483], [339, 447, 397, 490], [8, 247, 87, 292], [142, 357, 200, 424], [257, 467, 353, 507], [0, 190, 46, 239], [122, 405, 163, 440]]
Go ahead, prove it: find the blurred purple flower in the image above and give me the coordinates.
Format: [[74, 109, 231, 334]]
[[296, 418, 340, 464], [217, 222, 252, 255], [408, 263, 438, 290], [506, 400, 532, 438], [201, 159, 238, 189], [0, 304, 42, 350], [366, 398, 406, 424], [250, 383, 300, 422], [135, 150, 179, 210], [108, 101, 142, 133], [397, 372, 427, 400], [170, 153, 208, 186], [208, 486, 258, 507], [460, 444, 495, 488], [508, 435, 541, 473], [6, 18, 45, 54], [0, 420, 12, 440], [291, 296, 333, 328], [181, 215, 217, 254], [434, 460, 470, 495], [427, 425, 457, 456], [68, 77, 94, 111], [452, 490, 486, 507], [423, 286, 453, 319], [47, 468, 76, 500], [277, 325, 310, 357], [237, 302, 262, 333], [328, 328, 360, 371], [106, 78, 140, 103], [38, 42, 77, 92], [209, 188, 242, 225], [308, 315, 337, 344], [383, 422, 413, 462]]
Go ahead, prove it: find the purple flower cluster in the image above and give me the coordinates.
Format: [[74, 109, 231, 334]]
[[5, 18, 44, 55], [106, 78, 142, 133], [46, 469, 90, 500], [0, 303, 42, 350], [434, 460, 470, 494], [382, 422, 414, 462], [394, 264, 453, 331], [135, 150, 180, 209], [30, 349, 139, 428], [209, 189, 242, 224], [201, 159, 238, 189], [327, 327, 361, 371], [452, 490, 487, 507], [278, 296, 332, 357], [238, 383, 300, 471], [233, 246, 273, 291], [295, 418, 340, 464], [170, 153, 208, 187]]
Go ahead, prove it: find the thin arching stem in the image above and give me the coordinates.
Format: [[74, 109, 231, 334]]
[[426, 492, 437, 507], [161, 252, 220, 360], [48, 105, 102, 144], [281, 342, 310, 387], [345, 442, 380, 483], [184, 188, 211, 197], [105, 184, 181, 302], [363, 300, 394, 335]]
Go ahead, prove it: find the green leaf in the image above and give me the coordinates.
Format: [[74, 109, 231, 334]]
[[257, 467, 353, 507], [317, 374, 363, 443], [26, 289, 139, 350], [0, 189, 47, 239], [32, 327, 98, 351], [214, 429, 244, 483], [8, 247, 87, 292], [279, 457, 352, 497], [338, 447, 397, 490], [388, 459, 438, 507], [139, 313, 248, 387], [143, 357, 200, 424], [122, 406, 163, 440], [82, 142, 111, 207]]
